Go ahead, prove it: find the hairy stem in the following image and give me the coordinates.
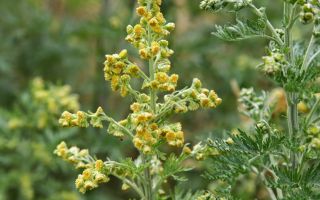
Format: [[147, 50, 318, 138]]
[[283, 2, 299, 171], [287, 93, 299, 168], [142, 154, 153, 200]]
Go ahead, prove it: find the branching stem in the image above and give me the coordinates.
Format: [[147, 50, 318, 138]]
[[284, 1, 299, 171]]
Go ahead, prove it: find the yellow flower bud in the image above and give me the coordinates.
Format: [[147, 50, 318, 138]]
[[84, 181, 96, 191], [126, 64, 140, 76], [225, 137, 234, 145], [151, 41, 160, 55], [193, 78, 202, 89], [139, 48, 149, 59], [170, 74, 179, 84], [126, 25, 133, 34], [215, 98, 222, 106], [95, 173, 109, 183], [200, 98, 210, 108], [121, 183, 130, 191], [149, 18, 159, 27], [133, 138, 144, 150], [165, 22, 175, 31], [297, 101, 309, 113], [75, 176, 84, 189], [95, 160, 104, 171], [134, 24, 144, 36], [166, 131, 176, 143], [183, 146, 192, 154], [143, 146, 151, 154], [130, 103, 141, 112], [82, 169, 92, 180], [136, 6, 147, 16], [119, 49, 128, 59], [155, 72, 169, 83], [111, 76, 120, 91]]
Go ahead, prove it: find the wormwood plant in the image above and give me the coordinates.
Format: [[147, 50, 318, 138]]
[[200, 0, 320, 199], [0, 78, 80, 200], [55, 0, 222, 199]]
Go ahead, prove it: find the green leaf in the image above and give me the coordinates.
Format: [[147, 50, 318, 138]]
[[213, 18, 268, 42]]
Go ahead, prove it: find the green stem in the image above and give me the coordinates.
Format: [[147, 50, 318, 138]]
[[283, 2, 299, 171], [112, 174, 145, 199], [287, 93, 299, 169], [99, 114, 134, 138], [142, 154, 153, 200], [149, 58, 156, 112], [284, 2, 293, 61]]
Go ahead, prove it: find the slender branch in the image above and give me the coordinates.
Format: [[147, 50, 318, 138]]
[[149, 58, 156, 112], [127, 85, 140, 100], [301, 27, 316, 73], [100, 114, 134, 138], [138, 68, 150, 81], [306, 49, 320, 67], [112, 174, 146, 199], [286, 2, 298, 30], [248, 3, 284, 46]]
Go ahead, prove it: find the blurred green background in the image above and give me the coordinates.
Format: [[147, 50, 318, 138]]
[[0, 0, 280, 199]]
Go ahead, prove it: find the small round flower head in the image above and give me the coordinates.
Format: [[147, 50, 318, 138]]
[[54, 141, 68, 159], [121, 183, 130, 191], [299, 2, 318, 24], [225, 137, 234, 145]]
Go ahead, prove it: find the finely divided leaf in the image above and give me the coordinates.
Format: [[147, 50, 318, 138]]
[[213, 18, 267, 41]]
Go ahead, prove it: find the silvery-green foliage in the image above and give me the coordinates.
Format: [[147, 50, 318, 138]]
[[201, 0, 320, 198]]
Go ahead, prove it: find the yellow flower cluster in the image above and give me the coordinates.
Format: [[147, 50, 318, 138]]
[[56, 0, 222, 196], [132, 122, 185, 153], [133, 123, 157, 154], [54, 141, 90, 169], [59, 107, 106, 128], [191, 142, 220, 160], [7, 78, 79, 130], [129, 102, 156, 153], [163, 78, 222, 115], [75, 160, 110, 193], [162, 124, 184, 147], [32, 77, 79, 114], [55, 142, 111, 193], [126, 0, 175, 59], [123, 0, 177, 94], [59, 111, 89, 128], [104, 49, 141, 97], [129, 101, 185, 152], [191, 78, 222, 109], [145, 72, 179, 92]]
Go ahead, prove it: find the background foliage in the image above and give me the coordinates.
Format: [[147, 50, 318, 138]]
[[0, 0, 286, 199]]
